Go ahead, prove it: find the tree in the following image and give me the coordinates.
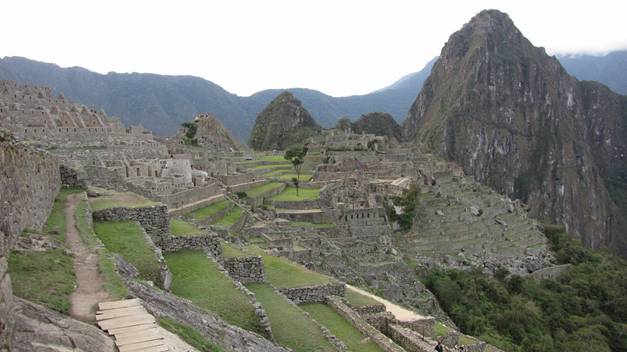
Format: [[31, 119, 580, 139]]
[[284, 145, 308, 196]]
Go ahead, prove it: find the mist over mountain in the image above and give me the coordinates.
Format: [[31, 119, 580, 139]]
[[558, 50, 627, 95], [0, 56, 435, 141]]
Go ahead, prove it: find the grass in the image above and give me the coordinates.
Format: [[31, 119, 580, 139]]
[[245, 246, 331, 288], [250, 164, 292, 171], [277, 173, 313, 181], [212, 207, 243, 228], [94, 220, 163, 287], [43, 187, 83, 242], [75, 196, 129, 299], [246, 283, 337, 352], [434, 321, 452, 337], [164, 250, 263, 334], [170, 219, 203, 236], [302, 303, 383, 352], [287, 221, 336, 229], [189, 199, 231, 221], [272, 186, 321, 202], [246, 182, 284, 198], [89, 190, 159, 211], [221, 242, 248, 259], [158, 317, 224, 352], [344, 287, 381, 308], [8, 249, 75, 314]]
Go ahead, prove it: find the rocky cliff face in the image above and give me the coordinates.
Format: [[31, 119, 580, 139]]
[[351, 112, 403, 141], [249, 91, 321, 150], [402, 10, 627, 255], [177, 113, 242, 152]]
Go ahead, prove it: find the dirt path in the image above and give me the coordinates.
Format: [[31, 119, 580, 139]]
[[346, 285, 427, 322], [65, 194, 109, 322]]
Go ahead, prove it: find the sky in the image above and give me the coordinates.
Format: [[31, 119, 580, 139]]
[[2, 0, 626, 97]]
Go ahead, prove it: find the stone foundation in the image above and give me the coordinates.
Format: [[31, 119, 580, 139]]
[[60, 164, 87, 189], [279, 282, 345, 304], [387, 324, 435, 352]]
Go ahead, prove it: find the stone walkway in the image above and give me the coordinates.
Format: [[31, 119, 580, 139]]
[[66, 193, 110, 322], [346, 285, 427, 322]]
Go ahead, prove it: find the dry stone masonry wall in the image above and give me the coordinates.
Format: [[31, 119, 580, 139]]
[[279, 282, 346, 304], [0, 131, 60, 350], [223, 256, 265, 283], [92, 205, 169, 246]]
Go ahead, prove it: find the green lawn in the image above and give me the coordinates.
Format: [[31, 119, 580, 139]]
[[277, 173, 313, 182], [251, 164, 292, 171], [246, 182, 283, 198], [43, 187, 83, 242], [94, 220, 163, 286], [188, 199, 231, 221], [89, 190, 159, 211], [75, 196, 129, 299], [165, 250, 263, 334], [344, 287, 381, 308], [212, 207, 243, 228], [245, 246, 331, 288], [9, 249, 75, 314], [246, 283, 337, 352], [170, 219, 203, 236], [272, 186, 321, 202], [158, 317, 224, 352], [434, 321, 452, 338], [287, 221, 336, 229], [302, 303, 383, 352], [221, 242, 248, 259]]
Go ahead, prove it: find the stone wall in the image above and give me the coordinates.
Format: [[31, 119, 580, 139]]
[[272, 199, 320, 210], [159, 183, 222, 210], [161, 234, 222, 260], [230, 179, 268, 193], [399, 317, 435, 338], [387, 324, 435, 352], [326, 296, 405, 352], [529, 264, 572, 281], [279, 282, 346, 304], [352, 303, 387, 315], [223, 256, 265, 283], [92, 205, 169, 246], [60, 164, 87, 189], [245, 183, 286, 207], [0, 132, 60, 350]]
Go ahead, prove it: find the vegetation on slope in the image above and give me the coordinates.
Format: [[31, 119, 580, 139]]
[[302, 303, 383, 352], [164, 250, 263, 334], [169, 219, 203, 236], [158, 317, 224, 352], [9, 249, 75, 313], [423, 226, 627, 352], [272, 186, 321, 202], [94, 220, 163, 287], [246, 283, 337, 352], [43, 187, 83, 242], [189, 199, 231, 221], [388, 183, 419, 231]]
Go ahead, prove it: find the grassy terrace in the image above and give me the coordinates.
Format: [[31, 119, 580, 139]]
[[223, 243, 331, 288], [272, 186, 321, 202], [169, 218, 203, 236], [246, 283, 337, 352], [212, 207, 243, 228], [89, 190, 159, 212], [165, 250, 263, 334], [94, 220, 163, 286], [344, 287, 381, 308], [286, 221, 336, 229], [277, 173, 313, 181], [188, 199, 231, 221], [246, 182, 283, 198], [9, 249, 75, 314], [302, 303, 383, 352]]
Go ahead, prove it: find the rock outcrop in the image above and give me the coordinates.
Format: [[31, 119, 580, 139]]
[[351, 112, 402, 142], [177, 113, 242, 152], [402, 9, 627, 255], [249, 91, 321, 150]]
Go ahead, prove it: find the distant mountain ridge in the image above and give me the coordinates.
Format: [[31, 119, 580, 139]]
[[0, 56, 435, 141], [558, 50, 627, 95]]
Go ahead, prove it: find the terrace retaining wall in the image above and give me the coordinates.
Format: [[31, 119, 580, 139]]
[[161, 234, 222, 260], [224, 256, 265, 283], [92, 205, 169, 246], [280, 282, 345, 305], [326, 295, 404, 352]]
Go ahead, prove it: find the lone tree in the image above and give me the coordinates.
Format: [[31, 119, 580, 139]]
[[284, 145, 308, 196]]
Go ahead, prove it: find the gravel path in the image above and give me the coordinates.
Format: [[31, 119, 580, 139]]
[[346, 284, 427, 322]]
